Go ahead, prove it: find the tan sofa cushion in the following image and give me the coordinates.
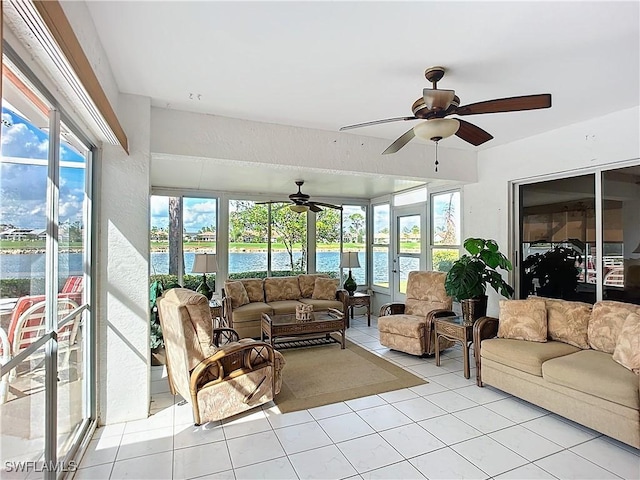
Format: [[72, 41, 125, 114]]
[[264, 276, 302, 302], [299, 298, 344, 312], [298, 274, 327, 298], [543, 349, 639, 409], [481, 338, 580, 376], [225, 281, 250, 308], [378, 314, 425, 338], [542, 297, 592, 349], [498, 298, 547, 342], [231, 302, 272, 323], [312, 277, 339, 300], [268, 300, 303, 315], [589, 301, 640, 354], [612, 313, 640, 374], [240, 278, 265, 303]]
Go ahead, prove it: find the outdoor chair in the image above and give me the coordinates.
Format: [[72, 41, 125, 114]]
[[1, 297, 81, 403], [157, 288, 285, 424], [378, 270, 456, 356]]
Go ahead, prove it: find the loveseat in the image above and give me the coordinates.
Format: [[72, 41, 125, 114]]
[[474, 297, 640, 449], [222, 274, 347, 338]]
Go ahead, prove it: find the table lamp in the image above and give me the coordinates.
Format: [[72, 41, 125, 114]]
[[191, 253, 218, 300], [340, 252, 361, 295]]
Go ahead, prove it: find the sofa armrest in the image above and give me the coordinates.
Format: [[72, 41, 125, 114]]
[[473, 316, 499, 387], [379, 302, 406, 317], [336, 289, 348, 313]]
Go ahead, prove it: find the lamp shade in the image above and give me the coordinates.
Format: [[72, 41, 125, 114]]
[[339, 252, 361, 269], [414, 118, 460, 142], [191, 253, 218, 273], [290, 204, 309, 213]]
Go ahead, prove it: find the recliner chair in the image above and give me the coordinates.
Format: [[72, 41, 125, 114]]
[[157, 288, 285, 424], [378, 271, 455, 356]]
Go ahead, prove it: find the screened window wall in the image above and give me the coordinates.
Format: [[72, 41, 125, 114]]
[[430, 190, 461, 272], [1, 55, 93, 476], [150, 195, 218, 290]]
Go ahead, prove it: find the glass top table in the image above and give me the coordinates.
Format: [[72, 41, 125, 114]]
[[261, 308, 345, 349]]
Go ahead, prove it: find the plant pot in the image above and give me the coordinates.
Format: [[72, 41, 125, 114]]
[[151, 346, 166, 366], [461, 296, 488, 323]]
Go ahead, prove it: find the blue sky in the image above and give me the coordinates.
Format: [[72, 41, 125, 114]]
[[1, 105, 86, 229]]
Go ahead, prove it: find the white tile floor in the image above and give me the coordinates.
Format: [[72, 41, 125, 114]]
[[75, 315, 640, 479]]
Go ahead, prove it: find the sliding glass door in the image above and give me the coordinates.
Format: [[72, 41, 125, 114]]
[[517, 165, 640, 306]]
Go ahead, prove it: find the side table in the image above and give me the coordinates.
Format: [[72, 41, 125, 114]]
[[209, 299, 223, 328], [434, 315, 475, 379], [345, 292, 371, 327]]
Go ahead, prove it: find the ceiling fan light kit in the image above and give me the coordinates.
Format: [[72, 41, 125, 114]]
[[340, 66, 552, 164]]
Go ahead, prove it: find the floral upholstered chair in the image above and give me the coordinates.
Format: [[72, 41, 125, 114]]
[[378, 271, 456, 356], [157, 288, 285, 424]]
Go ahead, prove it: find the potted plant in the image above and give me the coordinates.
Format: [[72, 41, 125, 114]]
[[521, 246, 580, 300], [445, 237, 514, 322]]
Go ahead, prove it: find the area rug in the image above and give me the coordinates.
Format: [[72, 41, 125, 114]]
[[274, 339, 426, 413]]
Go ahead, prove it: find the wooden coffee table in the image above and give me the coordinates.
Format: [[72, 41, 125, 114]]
[[261, 308, 346, 349]]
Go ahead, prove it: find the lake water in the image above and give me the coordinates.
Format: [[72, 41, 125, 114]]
[[1, 251, 417, 285]]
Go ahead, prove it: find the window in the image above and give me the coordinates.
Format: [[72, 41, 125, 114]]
[[517, 166, 640, 306], [315, 208, 341, 276], [342, 205, 367, 287], [150, 195, 218, 290], [431, 191, 461, 272], [372, 203, 390, 288]]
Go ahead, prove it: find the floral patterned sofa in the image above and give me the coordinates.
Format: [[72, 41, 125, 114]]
[[222, 274, 347, 338], [475, 297, 640, 449]]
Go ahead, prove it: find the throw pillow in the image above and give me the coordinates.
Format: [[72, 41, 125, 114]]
[[264, 276, 302, 302], [497, 298, 547, 342], [225, 281, 249, 309], [312, 277, 339, 300], [612, 313, 640, 374], [298, 274, 327, 298], [542, 297, 592, 349], [588, 300, 640, 354], [241, 278, 265, 303]]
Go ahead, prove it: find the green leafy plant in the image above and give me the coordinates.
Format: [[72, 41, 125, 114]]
[[445, 237, 514, 301], [522, 246, 580, 300]]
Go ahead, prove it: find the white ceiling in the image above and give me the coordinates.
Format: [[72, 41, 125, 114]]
[[84, 1, 640, 199]]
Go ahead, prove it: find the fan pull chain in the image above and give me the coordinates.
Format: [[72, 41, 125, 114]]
[[434, 140, 439, 172]]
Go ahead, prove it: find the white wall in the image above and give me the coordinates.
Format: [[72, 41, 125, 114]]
[[151, 108, 478, 183], [464, 106, 640, 316], [97, 94, 152, 424]]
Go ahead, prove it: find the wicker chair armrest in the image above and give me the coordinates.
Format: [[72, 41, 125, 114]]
[[212, 328, 240, 346], [221, 295, 233, 325], [426, 309, 457, 323], [190, 341, 275, 392], [379, 302, 406, 317], [473, 316, 499, 387]]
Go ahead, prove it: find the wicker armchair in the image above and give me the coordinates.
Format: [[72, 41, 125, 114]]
[[378, 271, 456, 356], [157, 288, 285, 424]]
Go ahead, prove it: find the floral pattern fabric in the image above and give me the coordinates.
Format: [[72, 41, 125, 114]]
[[612, 313, 640, 374], [497, 298, 548, 342], [542, 297, 592, 349], [588, 301, 640, 354], [225, 281, 250, 308], [312, 277, 339, 300], [241, 278, 265, 303], [264, 276, 302, 302], [298, 274, 327, 298]]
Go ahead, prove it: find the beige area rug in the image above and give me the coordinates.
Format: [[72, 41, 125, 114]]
[[274, 339, 426, 413]]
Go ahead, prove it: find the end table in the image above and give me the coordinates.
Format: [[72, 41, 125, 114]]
[[209, 299, 223, 328], [345, 292, 371, 327], [434, 315, 475, 379]]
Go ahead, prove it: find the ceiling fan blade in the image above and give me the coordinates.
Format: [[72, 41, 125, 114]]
[[455, 119, 494, 146], [382, 127, 415, 155], [455, 94, 552, 116], [308, 203, 323, 213], [340, 116, 418, 131], [311, 202, 343, 211]]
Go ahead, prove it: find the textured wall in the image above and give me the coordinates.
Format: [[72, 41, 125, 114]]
[[97, 94, 151, 424]]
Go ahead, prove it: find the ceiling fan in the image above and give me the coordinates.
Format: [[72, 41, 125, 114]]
[[340, 66, 552, 156], [257, 181, 343, 213]]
